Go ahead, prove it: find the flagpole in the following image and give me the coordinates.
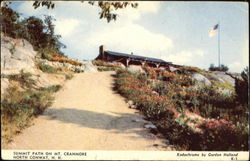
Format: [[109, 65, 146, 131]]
[[218, 22, 220, 68]]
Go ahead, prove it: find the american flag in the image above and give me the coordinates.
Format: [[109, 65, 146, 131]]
[[209, 24, 219, 37]]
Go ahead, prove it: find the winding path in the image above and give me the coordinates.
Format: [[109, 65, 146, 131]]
[[5, 71, 167, 150]]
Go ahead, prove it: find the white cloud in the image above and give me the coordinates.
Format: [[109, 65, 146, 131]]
[[86, 23, 173, 57], [161, 50, 205, 66], [242, 39, 249, 67], [54, 18, 80, 37], [229, 39, 249, 72]]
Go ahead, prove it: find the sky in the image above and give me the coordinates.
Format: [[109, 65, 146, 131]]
[[10, 1, 249, 72]]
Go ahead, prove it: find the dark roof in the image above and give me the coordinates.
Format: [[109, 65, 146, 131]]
[[105, 50, 172, 64]]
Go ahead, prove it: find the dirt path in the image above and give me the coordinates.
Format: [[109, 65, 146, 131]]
[[5, 71, 168, 150]]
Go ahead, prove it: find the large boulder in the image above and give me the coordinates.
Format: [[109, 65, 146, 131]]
[[81, 60, 98, 73], [1, 36, 36, 74], [169, 66, 178, 72], [127, 65, 145, 73], [211, 71, 236, 86], [192, 73, 211, 86], [205, 73, 225, 83]]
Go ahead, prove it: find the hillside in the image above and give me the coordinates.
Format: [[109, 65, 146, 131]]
[[1, 34, 96, 146], [1, 35, 248, 151]]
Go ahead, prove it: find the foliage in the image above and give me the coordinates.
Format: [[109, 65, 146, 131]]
[[39, 84, 62, 93], [41, 52, 53, 60], [93, 60, 122, 71], [50, 56, 82, 66], [6, 70, 36, 88], [235, 67, 249, 104], [209, 64, 229, 72], [74, 68, 84, 73], [114, 68, 248, 150], [198, 119, 248, 150], [1, 5, 66, 55], [1, 85, 57, 143], [32, 0, 138, 22], [65, 74, 74, 80], [0, 5, 20, 38], [36, 62, 58, 73]]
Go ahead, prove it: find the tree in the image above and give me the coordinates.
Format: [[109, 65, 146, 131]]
[[32, 0, 138, 22], [43, 15, 66, 51], [25, 16, 47, 49], [235, 67, 249, 104], [209, 64, 229, 72], [0, 6, 20, 37]]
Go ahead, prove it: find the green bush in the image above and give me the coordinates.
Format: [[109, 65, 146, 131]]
[[114, 68, 248, 151], [36, 62, 58, 73], [97, 66, 119, 71], [209, 64, 229, 72], [74, 68, 84, 73], [41, 52, 53, 60], [65, 74, 74, 80], [1, 85, 55, 143], [235, 67, 248, 104], [7, 70, 35, 88], [151, 82, 168, 96], [39, 84, 62, 93]]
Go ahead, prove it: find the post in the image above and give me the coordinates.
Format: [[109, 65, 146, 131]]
[[126, 58, 130, 67]]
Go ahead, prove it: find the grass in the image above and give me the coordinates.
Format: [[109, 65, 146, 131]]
[[114, 68, 248, 150], [65, 74, 74, 80], [39, 49, 82, 66], [36, 62, 59, 74], [92, 60, 122, 71], [4, 70, 35, 88], [1, 84, 62, 145], [97, 66, 120, 71]]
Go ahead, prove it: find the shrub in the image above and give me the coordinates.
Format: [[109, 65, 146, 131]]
[[199, 120, 248, 150], [151, 81, 168, 96], [39, 84, 62, 93], [93, 60, 122, 69], [97, 66, 119, 71], [114, 67, 248, 151], [235, 67, 249, 104], [209, 64, 229, 72], [65, 74, 74, 80], [36, 62, 58, 73], [50, 57, 82, 66], [74, 68, 84, 73], [6, 70, 35, 88], [41, 52, 53, 60], [1, 85, 55, 144]]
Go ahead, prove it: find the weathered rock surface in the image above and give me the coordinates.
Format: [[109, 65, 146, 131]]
[[1, 78, 9, 94], [81, 60, 98, 73], [127, 65, 145, 73], [192, 73, 212, 86], [169, 66, 178, 72], [1, 36, 36, 74], [205, 73, 225, 83], [32, 72, 65, 88], [211, 71, 236, 86]]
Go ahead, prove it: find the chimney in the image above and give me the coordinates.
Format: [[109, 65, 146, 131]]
[[99, 45, 105, 59]]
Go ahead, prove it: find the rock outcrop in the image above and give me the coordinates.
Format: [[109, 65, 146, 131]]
[[127, 65, 145, 73], [192, 73, 212, 86], [1, 35, 37, 74], [81, 61, 98, 73], [211, 71, 236, 86]]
